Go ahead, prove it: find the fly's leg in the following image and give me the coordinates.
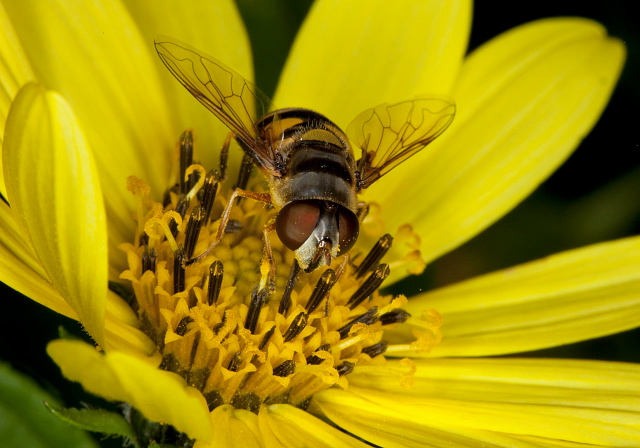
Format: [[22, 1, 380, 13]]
[[258, 221, 278, 292], [184, 188, 272, 266]]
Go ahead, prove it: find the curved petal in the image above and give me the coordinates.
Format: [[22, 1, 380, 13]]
[[317, 357, 640, 446], [124, 0, 254, 172], [0, 199, 76, 318], [4, 84, 107, 346], [275, 0, 471, 129], [393, 236, 640, 357], [47, 339, 212, 442], [3, 0, 176, 273], [367, 18, 626, 265], [193, 405, 261, 448], [0, 1, 36, 199], [258, 404, 369, 448]]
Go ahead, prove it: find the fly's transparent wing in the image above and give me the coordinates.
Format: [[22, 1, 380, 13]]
[[347, 97, 455, 190], [155, 35, 277, 172]]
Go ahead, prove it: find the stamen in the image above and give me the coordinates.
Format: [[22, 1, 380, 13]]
[[282, 312, 308, 342], [173, 248, 186, 294], [219, 132, 232, 180], [361, 341, 388, 358], [184, 205, 206, 259], [199, 170, 219, 224], [225, 220, 244, 234], [141, 245, 157, 273], [175, 316, 193, 337], [336, 361, 355, 376], [170, 195, 190, 238], [279, 259, 300, 315], [184, 165, 206, 202], [338, 307, 378, 339], [354, 234, 393, 279], [245, 287, 268, 334], [206, 260, 224, 306], [273, 360, 295, 378], [347, 264, 390, 309], [139, 231, 149, 247], [379, 308, 411, 325], [227, 352, 242, 372], [305, 269, 336, 313], [234, 154, 253, 203], [179, 130, 194, 194], [258, 325, 276, 350], [306, 344, 331, 365]]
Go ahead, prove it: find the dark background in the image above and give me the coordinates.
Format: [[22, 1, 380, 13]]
[[1, 0, 638, 443]]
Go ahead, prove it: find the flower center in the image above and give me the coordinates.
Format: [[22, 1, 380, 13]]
[[119, 131, 440, 413]]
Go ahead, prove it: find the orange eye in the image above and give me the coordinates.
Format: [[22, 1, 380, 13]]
[[276, 201, 321, 250], [337, 209, 359, 255]]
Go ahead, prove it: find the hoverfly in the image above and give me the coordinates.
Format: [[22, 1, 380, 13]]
[[155, 36, 455, 273]]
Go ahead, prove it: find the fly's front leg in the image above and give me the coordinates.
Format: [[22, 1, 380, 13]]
[[184, 188, 272, 266], [258, 220, 277, 293]]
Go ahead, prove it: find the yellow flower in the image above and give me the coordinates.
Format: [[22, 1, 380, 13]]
[[1, 0, 639, 447]]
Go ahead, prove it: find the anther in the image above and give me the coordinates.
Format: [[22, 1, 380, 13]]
[[305, 269, 336, 313], [173, 247, 186, 294], [245, 287, 268, 334], [199, 170, 219, 224], [338, 307, 378, 339], [207, 260, 224, 306], [184, 205, 206, 259], [225, 220, 244, 234], [179, 130, 194, 194], [142, 245, 157, 273], [258, 325, 276, 350], [175, 316, 194, 337], [279, 259, 301, 315], [273, 360, 296, 377], [227, 352, 242, 372], [379, 308, 411, 325], [234, 154, 253, 203], [361, 341, 388, 358], [170, 195, 190, 238], [306, 344, 331, 365], [336, 361, 355, 376], [139, 231, 149, 247], [219, 132, 232, 180], [212, 311, 227, 334], [347, 264, 390, 309], [282, 312, 308, 342], [354, 234, 393, 279]]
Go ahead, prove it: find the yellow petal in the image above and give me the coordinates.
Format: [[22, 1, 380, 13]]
[[275, 0, 471, 129], [367, 18, 626, 265], [3, 0, 176, 273], [0, 2, 36, 199], [124, 0, 253, 172], [258, 404, 370, 448], [0, 199, 76, 317], [317, 357, 640, 447], [193, 405, 261, 448], [395, 236, 640, 357], [47, 339, 212, 442], [4, 84, 107, 345]]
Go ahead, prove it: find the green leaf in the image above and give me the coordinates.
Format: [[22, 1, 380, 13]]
[[0, 362, 98, 448], [44, 401, 137, 444]]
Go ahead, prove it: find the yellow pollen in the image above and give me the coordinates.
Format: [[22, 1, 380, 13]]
[[118, 146, 438, 415]]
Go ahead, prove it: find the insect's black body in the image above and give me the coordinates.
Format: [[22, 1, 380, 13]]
[[155, 36, 455, 271]]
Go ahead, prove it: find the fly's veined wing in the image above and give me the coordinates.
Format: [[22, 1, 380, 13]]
[[347, 97, 455, 190], [155, 35, 276, 172]]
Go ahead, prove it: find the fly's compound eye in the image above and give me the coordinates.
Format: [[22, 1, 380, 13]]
[[276, 200, 321, 250], [337, 208, 359, 255]]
